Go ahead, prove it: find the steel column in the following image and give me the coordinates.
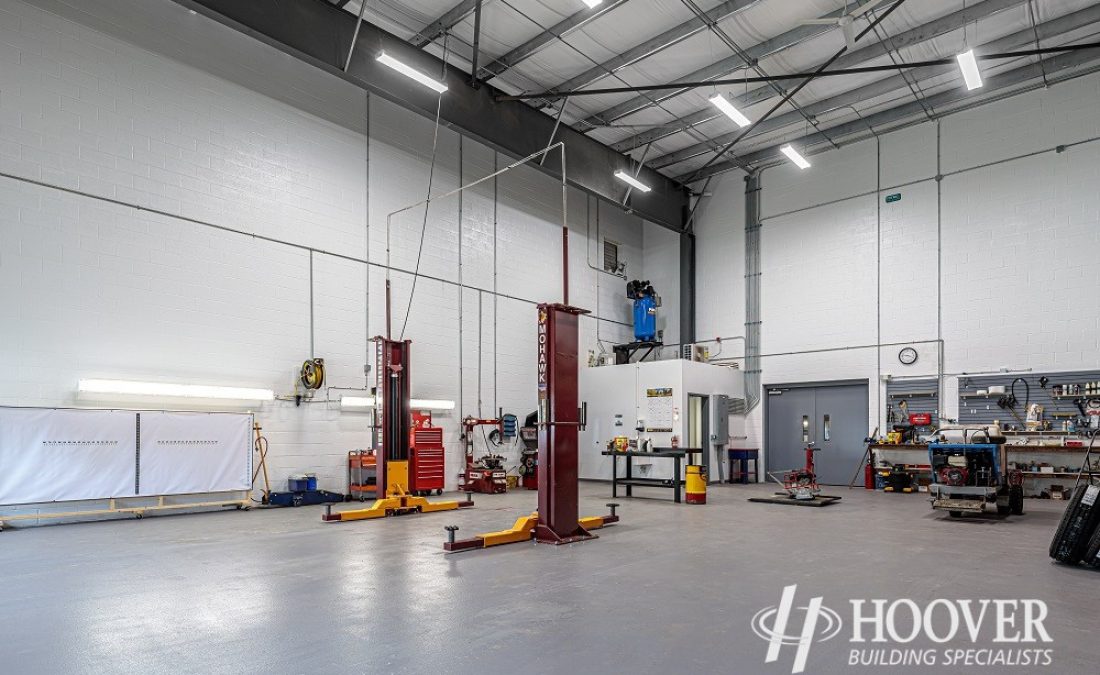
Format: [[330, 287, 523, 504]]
[[468, 0, 483, 88], [679, 228, 695, 346]]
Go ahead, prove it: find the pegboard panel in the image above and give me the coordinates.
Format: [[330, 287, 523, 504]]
[[957, 370, 1100, 428], [886, 378, 939, 426]]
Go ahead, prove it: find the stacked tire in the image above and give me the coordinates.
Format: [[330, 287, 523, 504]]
[[1049, 483, 1100, 565], [1086, 523, 1100, 569]]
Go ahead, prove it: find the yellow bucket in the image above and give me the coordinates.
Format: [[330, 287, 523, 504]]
[[686, 464, 707, 504]]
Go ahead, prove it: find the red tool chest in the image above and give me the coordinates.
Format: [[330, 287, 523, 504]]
[[410, 412, 445, 496]]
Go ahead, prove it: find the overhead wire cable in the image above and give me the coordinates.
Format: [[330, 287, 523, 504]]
[[398, 33, 449, 340]]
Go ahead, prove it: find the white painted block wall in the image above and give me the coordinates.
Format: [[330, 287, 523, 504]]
[[694, 72, 1100, 470], [0, 0, 676, 495]]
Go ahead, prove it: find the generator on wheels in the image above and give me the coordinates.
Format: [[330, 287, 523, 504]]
[[929, 442, 1024, 518]]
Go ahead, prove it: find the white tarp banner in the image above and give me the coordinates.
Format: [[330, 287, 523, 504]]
[[0, 408, 137, 505], [137, 411, 251, 496]]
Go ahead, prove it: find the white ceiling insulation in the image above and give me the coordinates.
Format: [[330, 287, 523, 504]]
[[334, 0, 1100, 180]]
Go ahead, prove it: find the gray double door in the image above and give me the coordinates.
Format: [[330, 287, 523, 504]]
[[765, 382, 868, 486]]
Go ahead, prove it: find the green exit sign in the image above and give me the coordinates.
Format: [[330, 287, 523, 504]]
[[885, 193, 902, 203]]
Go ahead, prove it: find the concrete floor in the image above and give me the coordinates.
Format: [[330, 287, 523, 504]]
[[1, 483, 1096, 674]]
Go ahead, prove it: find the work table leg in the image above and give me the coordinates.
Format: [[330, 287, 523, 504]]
[[674, 456, 681, 503]]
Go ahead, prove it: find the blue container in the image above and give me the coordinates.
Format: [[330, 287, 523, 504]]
[[306, 474, 318, 491], [288, 475, 309, 491], [633, 294, 657, 342]]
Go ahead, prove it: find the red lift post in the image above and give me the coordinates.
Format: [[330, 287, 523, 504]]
[[444, 303, 620, 551], [324, 338, 473, 521]]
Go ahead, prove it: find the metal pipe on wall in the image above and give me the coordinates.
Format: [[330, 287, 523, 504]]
[[710, 338, 944, 362], [741, 170, 762, 414], [936, 120, 945, 420], [364, 90, 371, 386], [561, 145, 569, 304], [493, 151, 499, 413], [875, 136, 882, 433], [458, 135, 465, 419]]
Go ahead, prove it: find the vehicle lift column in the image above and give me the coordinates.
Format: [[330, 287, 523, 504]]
[[444, 303, 619, 551], [323, 338, 473, 522]]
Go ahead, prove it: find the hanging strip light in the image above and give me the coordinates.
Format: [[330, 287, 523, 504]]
[[377, 52, 448, 93], [779, 144, 811, 169], [956, 49, 983, 90], [614, 170, 651, 192], [708, 93, 751, 127], [78, 379, 274, 401]]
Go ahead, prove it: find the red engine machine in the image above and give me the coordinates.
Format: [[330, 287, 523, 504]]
[[779, 442, 822, 500], [459, 416, 508, 494], [409, 411, 445, 496]]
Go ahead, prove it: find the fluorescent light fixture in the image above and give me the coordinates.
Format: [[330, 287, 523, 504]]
[[340, 396, 455, 411], [340, 396, 377, 410], [779, 144, 811, 170], [956, 49, 983, 90], [614, 170, 651, 193], [376, 51, 448, 93], [78, 379, 274, 401], [708, 93, 751, 128], [581, 0, 603, 7]]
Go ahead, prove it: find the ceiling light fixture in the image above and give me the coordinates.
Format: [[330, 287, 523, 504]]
[[78, 379, 274, 401], [376, 51, 448, 93], [956, 49, 983, 90], [340, 396, 376, 410], [779, 144, 811, 169], [411, 399, 456, 410], [614, 170, 651, 193], [708, 93, 751, 127], [581, 0, 603, 8], [339, 396, 456, 410]]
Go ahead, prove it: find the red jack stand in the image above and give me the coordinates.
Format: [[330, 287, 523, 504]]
[[444, 303, 619, 552]]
